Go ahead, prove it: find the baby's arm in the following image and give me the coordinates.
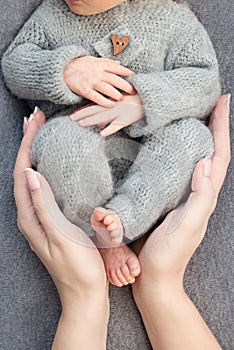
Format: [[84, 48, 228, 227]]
[[2, 18, 135, 108], [127, 21, 221, 130], [1, 18, 88, 105]]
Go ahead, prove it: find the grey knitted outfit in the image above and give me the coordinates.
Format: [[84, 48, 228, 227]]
[[2, 0, 221, 241]]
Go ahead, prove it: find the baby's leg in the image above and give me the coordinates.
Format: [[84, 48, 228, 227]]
[[31, 116, 114, 236], [90, 133, 141, 286], [103, 118, 214, 243]]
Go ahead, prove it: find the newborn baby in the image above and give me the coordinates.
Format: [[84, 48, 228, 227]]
[[2, 0, 221, 287]]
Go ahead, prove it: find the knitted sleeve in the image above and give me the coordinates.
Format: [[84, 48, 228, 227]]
[[127, 25, 221, 130], [1, 19, 88, 105]]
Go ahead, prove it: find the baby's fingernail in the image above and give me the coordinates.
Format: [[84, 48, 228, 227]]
[[24, 168, 40, 190], [202, 157, 212, 177], [224, 94, 231, 108], [107, 101, 116, 108], [70, 112, 77, 120], [78, 120, 84, 126], [23, 117, 28, 134]]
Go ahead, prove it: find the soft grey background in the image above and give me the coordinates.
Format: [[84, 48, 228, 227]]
[[0, 0, 233, 349]]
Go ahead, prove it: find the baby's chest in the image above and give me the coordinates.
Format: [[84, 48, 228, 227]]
[[91, 29, 167, 73], [57, 25, 168, 73]]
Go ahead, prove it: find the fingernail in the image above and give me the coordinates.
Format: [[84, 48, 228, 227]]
[[202, 157, 212, 177], [70, 113, 77, 120], [107, 101, 116, 108], [29, 114, 35, 122], [78, 120, 84, 126], [224, 94, 231, 108], [24, 168, 40, 190], [33, 106, 39, 115], [23, 117, 28, 134]]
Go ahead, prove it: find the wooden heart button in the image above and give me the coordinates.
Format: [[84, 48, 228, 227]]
[[111, 34, 130, 56]]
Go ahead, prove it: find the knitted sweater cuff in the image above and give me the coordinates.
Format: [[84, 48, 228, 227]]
[[52, 46, 89, 105], [2, 43, 89, 105]]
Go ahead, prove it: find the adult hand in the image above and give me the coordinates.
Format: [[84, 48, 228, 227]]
[[63, 56, 136, 108], [70, 92, 144, 137], [132, 94, 231, 350], [135, 94, 231, 285], [13, 108, 107, 310]]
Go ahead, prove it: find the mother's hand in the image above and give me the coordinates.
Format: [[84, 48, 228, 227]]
[[136, 94, 231, 284], [13, 109, 107, 309]]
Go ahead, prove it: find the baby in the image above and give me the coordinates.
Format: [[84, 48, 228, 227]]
[[2, 0, 221, 287]]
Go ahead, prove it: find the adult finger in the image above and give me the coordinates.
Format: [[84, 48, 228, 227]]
[[166, 159, 216, 238], [14, 110, 45, 213], [25, 169, 93, 248], [208, 95, 231, 193], [14, 109, 45, 175]]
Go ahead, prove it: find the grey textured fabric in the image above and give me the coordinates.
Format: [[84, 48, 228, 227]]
[[0, 1, 233, 350], [2, 0, 220, 240]]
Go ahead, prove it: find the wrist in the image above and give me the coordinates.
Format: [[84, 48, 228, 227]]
[[135, 277, 186, 316], [134, 273, 185, 303], [122, 91, 143, 106]]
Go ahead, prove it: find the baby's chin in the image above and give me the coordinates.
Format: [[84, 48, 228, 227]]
[[65, 1, 115, 16], [68, 7, 103, 15]]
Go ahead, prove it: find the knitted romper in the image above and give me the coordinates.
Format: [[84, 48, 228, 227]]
[[2, 0, 221, 241]]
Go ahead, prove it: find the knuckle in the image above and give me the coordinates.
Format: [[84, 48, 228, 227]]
[[29, 242, 36, 253], [33, 201, 44, 218], [51, 236, 63, 248], [84, 86, 93, 97]]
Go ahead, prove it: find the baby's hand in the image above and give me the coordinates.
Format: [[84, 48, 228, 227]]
[[70, 93, 144, 137], [63, 56, 135, 108]]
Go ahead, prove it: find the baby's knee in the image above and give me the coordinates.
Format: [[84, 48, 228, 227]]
[[31, 116, 102, 168], [158, 118, 214, 163]]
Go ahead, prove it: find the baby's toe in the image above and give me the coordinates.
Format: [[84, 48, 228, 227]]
[[107, 222, 118, 231], [93, 207, 107, 222], [110, 228, 122, 238], [109, 269, 123, 287], [116, 269, 129, 285], [103, 213, 114, 226], [120, 264, 135, 284], [111, 235, 123, 245], [126, 256, 141, 278]]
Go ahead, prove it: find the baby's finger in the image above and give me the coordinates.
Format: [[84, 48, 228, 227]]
[[79, 112, 117, 127], [104, 72, 136, 95], [95, 81, 123, 101], [70, 104, 107, 121], [97, 123, 107, 129], [85, 89, 116, 108], [107, 63, 135, 77], [100, 121, 127, 137]]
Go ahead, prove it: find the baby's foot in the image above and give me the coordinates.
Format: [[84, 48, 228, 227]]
[[98, 245, 141, 287], [91, 207, 124, 246]]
